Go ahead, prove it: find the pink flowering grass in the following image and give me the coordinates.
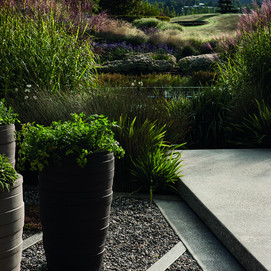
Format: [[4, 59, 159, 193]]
[[238, 0, 271, 34], [216, 1, 271, 53], [0, 0, 107, 35]]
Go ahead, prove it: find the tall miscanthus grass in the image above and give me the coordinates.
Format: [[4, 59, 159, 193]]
[[0, 0, 97, 18], [215, 1, 271, 147], [0, 0, 108, 37], [217, 0, 271, 102], [217, 0, 271, 53], [6, 85, 190, 144], [0, 5, 98, 95], [6, 88, 86, 125]]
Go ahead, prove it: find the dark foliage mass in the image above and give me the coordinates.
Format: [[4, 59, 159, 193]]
[[99, 0, 143, 15]]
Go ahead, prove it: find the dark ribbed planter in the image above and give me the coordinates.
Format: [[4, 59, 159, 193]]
[[0, 175, 24, 271], [0, 124, 16, 167], [38, 152, 115, 271]]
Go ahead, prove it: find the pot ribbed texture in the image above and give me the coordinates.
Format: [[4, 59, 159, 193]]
[[0, 175, 24, 271], [0, 124, 16, 167], [38, 152, 115, 271]]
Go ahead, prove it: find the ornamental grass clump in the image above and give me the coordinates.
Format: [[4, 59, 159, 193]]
[[238, 0, 271, 34], [115, 116, 184, 200], [95, 18, 147, 45], [132, 18, 183, 32], [0, 4, 98, 94], [17, 113, 125, 172], [132, 17, 161, 28], [0, 154, 18, 192], [232, 99, 271, 147], [217, 0, 271, 105], [214, 1, 271, 149]]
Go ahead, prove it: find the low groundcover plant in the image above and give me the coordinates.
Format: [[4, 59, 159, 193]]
[[0, 99, 19, 125], [0, 154, 18, 192], [17, 113, 125, 171]]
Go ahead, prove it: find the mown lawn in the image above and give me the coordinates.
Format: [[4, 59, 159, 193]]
[[171, 13, 240, 39]]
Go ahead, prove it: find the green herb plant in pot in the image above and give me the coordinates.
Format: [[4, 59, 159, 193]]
[[0, 99, 19, 167], [17, 113, 124, 271], [0, 154, 24, 271]]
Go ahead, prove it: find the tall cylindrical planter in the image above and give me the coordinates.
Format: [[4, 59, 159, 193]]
[[38, 152, 115, 271], [0, 124, 16, 167], [0, 175, 24, 271]]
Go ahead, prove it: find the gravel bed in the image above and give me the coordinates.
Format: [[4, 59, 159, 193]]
[[21, 187, 203, 271]]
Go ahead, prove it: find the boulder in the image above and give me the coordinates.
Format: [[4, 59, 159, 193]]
[[178, 53, 219, 74], [100, 53, 177, 74]]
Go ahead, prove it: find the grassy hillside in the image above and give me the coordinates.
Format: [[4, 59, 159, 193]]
[[171, 13, 241, 40]]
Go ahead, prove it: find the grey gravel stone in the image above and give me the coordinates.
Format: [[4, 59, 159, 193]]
[[21, 189, 203, 271]]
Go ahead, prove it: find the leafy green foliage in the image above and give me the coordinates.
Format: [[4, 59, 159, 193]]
[[99, 0, 142, 15], [0, 99, 18, 125], [17, 113, 125, 171], [0, 155, 18, 192]]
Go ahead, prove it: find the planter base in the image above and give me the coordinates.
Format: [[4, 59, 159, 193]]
[[0, 176, 24, 271], [0, 124, 16, 167], [39, 152, 115, 271]]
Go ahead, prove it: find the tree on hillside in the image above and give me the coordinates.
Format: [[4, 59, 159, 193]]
[[99, 0, 143, 15], [217, 0, 238, 13]]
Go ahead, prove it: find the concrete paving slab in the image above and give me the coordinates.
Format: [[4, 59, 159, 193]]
[[155, 198, 245, 271], [178, 149, 271, 271], [23, 232, 43, 251], [146, 242, 186, 271]]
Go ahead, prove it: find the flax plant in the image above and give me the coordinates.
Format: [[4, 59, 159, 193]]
[[115, 115, 184, 200]]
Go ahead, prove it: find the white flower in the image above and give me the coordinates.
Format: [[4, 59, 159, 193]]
[[26, 84, 32, 88], [33, 96, 37, 100], [24, 96, 29, 100], [15, 88, 18, 92], [25, 89, 30, 93], [131, 83, 135, 87]]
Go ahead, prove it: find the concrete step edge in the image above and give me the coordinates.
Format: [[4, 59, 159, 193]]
[[178, 180, 267, 271]]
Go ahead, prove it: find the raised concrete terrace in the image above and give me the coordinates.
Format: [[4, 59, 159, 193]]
[[22, 149, 271, 270], [178, 149, 271, 271]]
